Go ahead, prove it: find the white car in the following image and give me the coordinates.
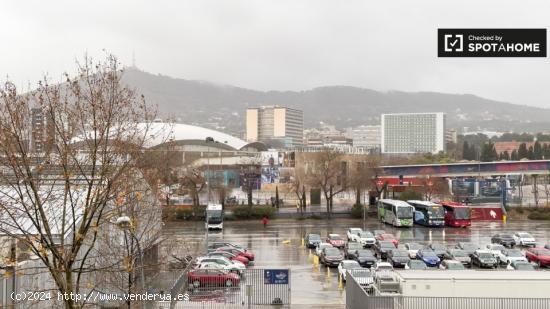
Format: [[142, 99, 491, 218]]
[[338, 260, 362, 281], [513, 232, 536, 247], [347, 228, 364, 242], [485, 243, 507, 260], [498, 248, 528, 265], [404, 243, 422, 259], [316, 243, 333, 256], [372, 261, 394, 273], [347, 269, 374, 288], [196, 256, 246, 273], [357, 231, 376, 247]]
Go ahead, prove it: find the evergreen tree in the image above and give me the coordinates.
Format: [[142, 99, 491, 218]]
[[480, 141, 497, 162], [462, 141, 470, 160], [501, 150, 510, 160], [518, 143, 529, 159], [533, 141, 542, 160], [511, 150, 519, 161], [527, 146, 534, 160]]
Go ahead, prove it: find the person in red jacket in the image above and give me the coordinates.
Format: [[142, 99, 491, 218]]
[[261, 216, 269, 227]]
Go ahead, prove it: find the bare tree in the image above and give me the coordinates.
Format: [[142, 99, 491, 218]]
[[0, 55, 154, 308], [349, 155, 380, 206], [308, 149, 347, 218], [290, 164, 308, 213]]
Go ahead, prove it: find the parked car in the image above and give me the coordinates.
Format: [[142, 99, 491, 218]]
[[208, 251, 249, 266], [188, 269, 240, 288], [447, 249, 472, 267], [455, 242, 481, 256], [356, 231, 376, 247], [507, 261, 536, 271], [387, 249, 410, 268], [306, 234, 322, 249], [485, 244, 507, 261], [376, 234, 398, 247], [372, 262, 399, 294], [427, 243, 450, 259], [315, 243, 333, 256], [491, 233, 516, 247], [346, 228, 363, 241], [471, 250, 498, 268], [196, 256, 245, 274], [347, 269, 374, 289], [497, 248, 527, 265], [326, 234, 346, 248], [353, 249, 377, 268], [338, 260, 363, 281], [404, 243, 422, 259], [405, 260, 428, 270], [513, 232, 536, 247], [345, 242, 364, 259], [416, 249, 440, 267], [372, 261, 394, 272], [374, 241, 396, 259], [320, 247, 345, 267], [525, 247, 550, 268], [216, 247, 255, 262], [439, 260, 466, 270]]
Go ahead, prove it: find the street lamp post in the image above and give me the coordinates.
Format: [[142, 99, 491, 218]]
[[116, 216, 145, 309], [204, 137, 214, 253]]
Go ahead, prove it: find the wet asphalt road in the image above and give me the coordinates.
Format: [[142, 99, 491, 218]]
[[162, 218, 550, 307]]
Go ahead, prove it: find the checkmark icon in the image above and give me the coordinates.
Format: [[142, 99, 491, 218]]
[[449, 39, 459, 47]]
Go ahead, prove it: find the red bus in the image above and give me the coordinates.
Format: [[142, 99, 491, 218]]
[[441, 201, 471, 227]]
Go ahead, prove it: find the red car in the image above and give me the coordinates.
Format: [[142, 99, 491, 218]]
[[326, 234, 346, 248], [526, 247, 550, 267], [376, 233, 399, 246], [209, 251, 249, 266], [188, 269, 240, 288], [217, 247, 255, 262]]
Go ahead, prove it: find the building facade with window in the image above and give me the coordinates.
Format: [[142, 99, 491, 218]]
[[246, 106, 304, 148], [381, 112, 446, 154]]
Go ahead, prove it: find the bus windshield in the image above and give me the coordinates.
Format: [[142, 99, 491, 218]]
[[396, 207, 413, 218], [428, 206, 445, 218], [207, 210, 223, 224], [453, 208, 470, 220]]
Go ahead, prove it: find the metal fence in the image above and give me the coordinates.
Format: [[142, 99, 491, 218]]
[[165, 268, 290, 308], [345, 273, 550, 309]]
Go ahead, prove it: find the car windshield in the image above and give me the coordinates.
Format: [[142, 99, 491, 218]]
[[538, 250, 550, 256], [309, 234, 321, 240], [348, 243, 362, 249], [319, 243, 332, 249], [350, 270, 372, 277], [325, 248, 341, 256], [518, 233, 533, 238], [350, 229, 362, 234], [407, 243, 422, 250], [432, 244, 446, 250], [515, 263, 534, 270], [358, 250, 374, 257], [478, 253, 493, 259], [451, 250, 467, 257], [392, 250, 408, 257], [330, 235, 343, 240], [343, 261, 361, 269], [360, 232, 373, 238], [491, 245, 505, 251], [447, 263, 465, 270], [506, 250, 523, 257], [454, 207, 470, 219], [397, 207, 413, 218], [500, 234, 513, 239], [428, 206, 445, 218], [381, 242, 395, 248], [421, 251, 437, 257]]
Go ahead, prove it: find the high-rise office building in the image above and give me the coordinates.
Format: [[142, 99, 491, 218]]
[[246, 106, 303, 148], [349, 125, 381, 151], [381, 112, 446, 154]]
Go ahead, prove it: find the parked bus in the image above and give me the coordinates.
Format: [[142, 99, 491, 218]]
[[441, 201, 471, 227], [377, 199, 414, 227], [206, 203, 223, 230], [407, 200, 445, 227]]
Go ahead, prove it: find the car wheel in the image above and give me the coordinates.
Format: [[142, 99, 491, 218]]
[[192, 280, 201, 288], [225, 279, 234, 287]]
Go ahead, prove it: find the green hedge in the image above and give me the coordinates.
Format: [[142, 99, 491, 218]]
[[351, 203, 364, 219], [232, 206, 276, 219], [173, 208, 205, 221], [527, 210, 550, 220]]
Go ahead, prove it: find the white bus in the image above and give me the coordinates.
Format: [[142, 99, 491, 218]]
[[206, 203, 223, 230], [377, 199, 414, 227]]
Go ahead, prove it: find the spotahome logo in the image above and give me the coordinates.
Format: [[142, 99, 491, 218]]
[[438, 29, 546, 57]]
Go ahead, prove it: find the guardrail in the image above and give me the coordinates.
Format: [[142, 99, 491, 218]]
[[346, 273, 550, 309]]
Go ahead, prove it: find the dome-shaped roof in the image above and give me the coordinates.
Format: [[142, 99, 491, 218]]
[[142, 122, 247, 149]]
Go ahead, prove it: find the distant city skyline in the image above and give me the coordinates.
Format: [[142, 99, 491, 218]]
[[1, 1, 550, 109]]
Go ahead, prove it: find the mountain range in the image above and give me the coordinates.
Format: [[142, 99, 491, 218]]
[[122, 67, 550, 135]]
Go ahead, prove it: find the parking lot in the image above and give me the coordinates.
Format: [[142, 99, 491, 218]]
[[163, 218, 550, 307]]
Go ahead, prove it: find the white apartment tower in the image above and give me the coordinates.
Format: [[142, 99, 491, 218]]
[[381, 112, 446, 154], [246, 106, 303, 148]]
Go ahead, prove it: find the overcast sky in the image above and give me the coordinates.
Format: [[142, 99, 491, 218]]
[[1, 0, 549, 108]]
